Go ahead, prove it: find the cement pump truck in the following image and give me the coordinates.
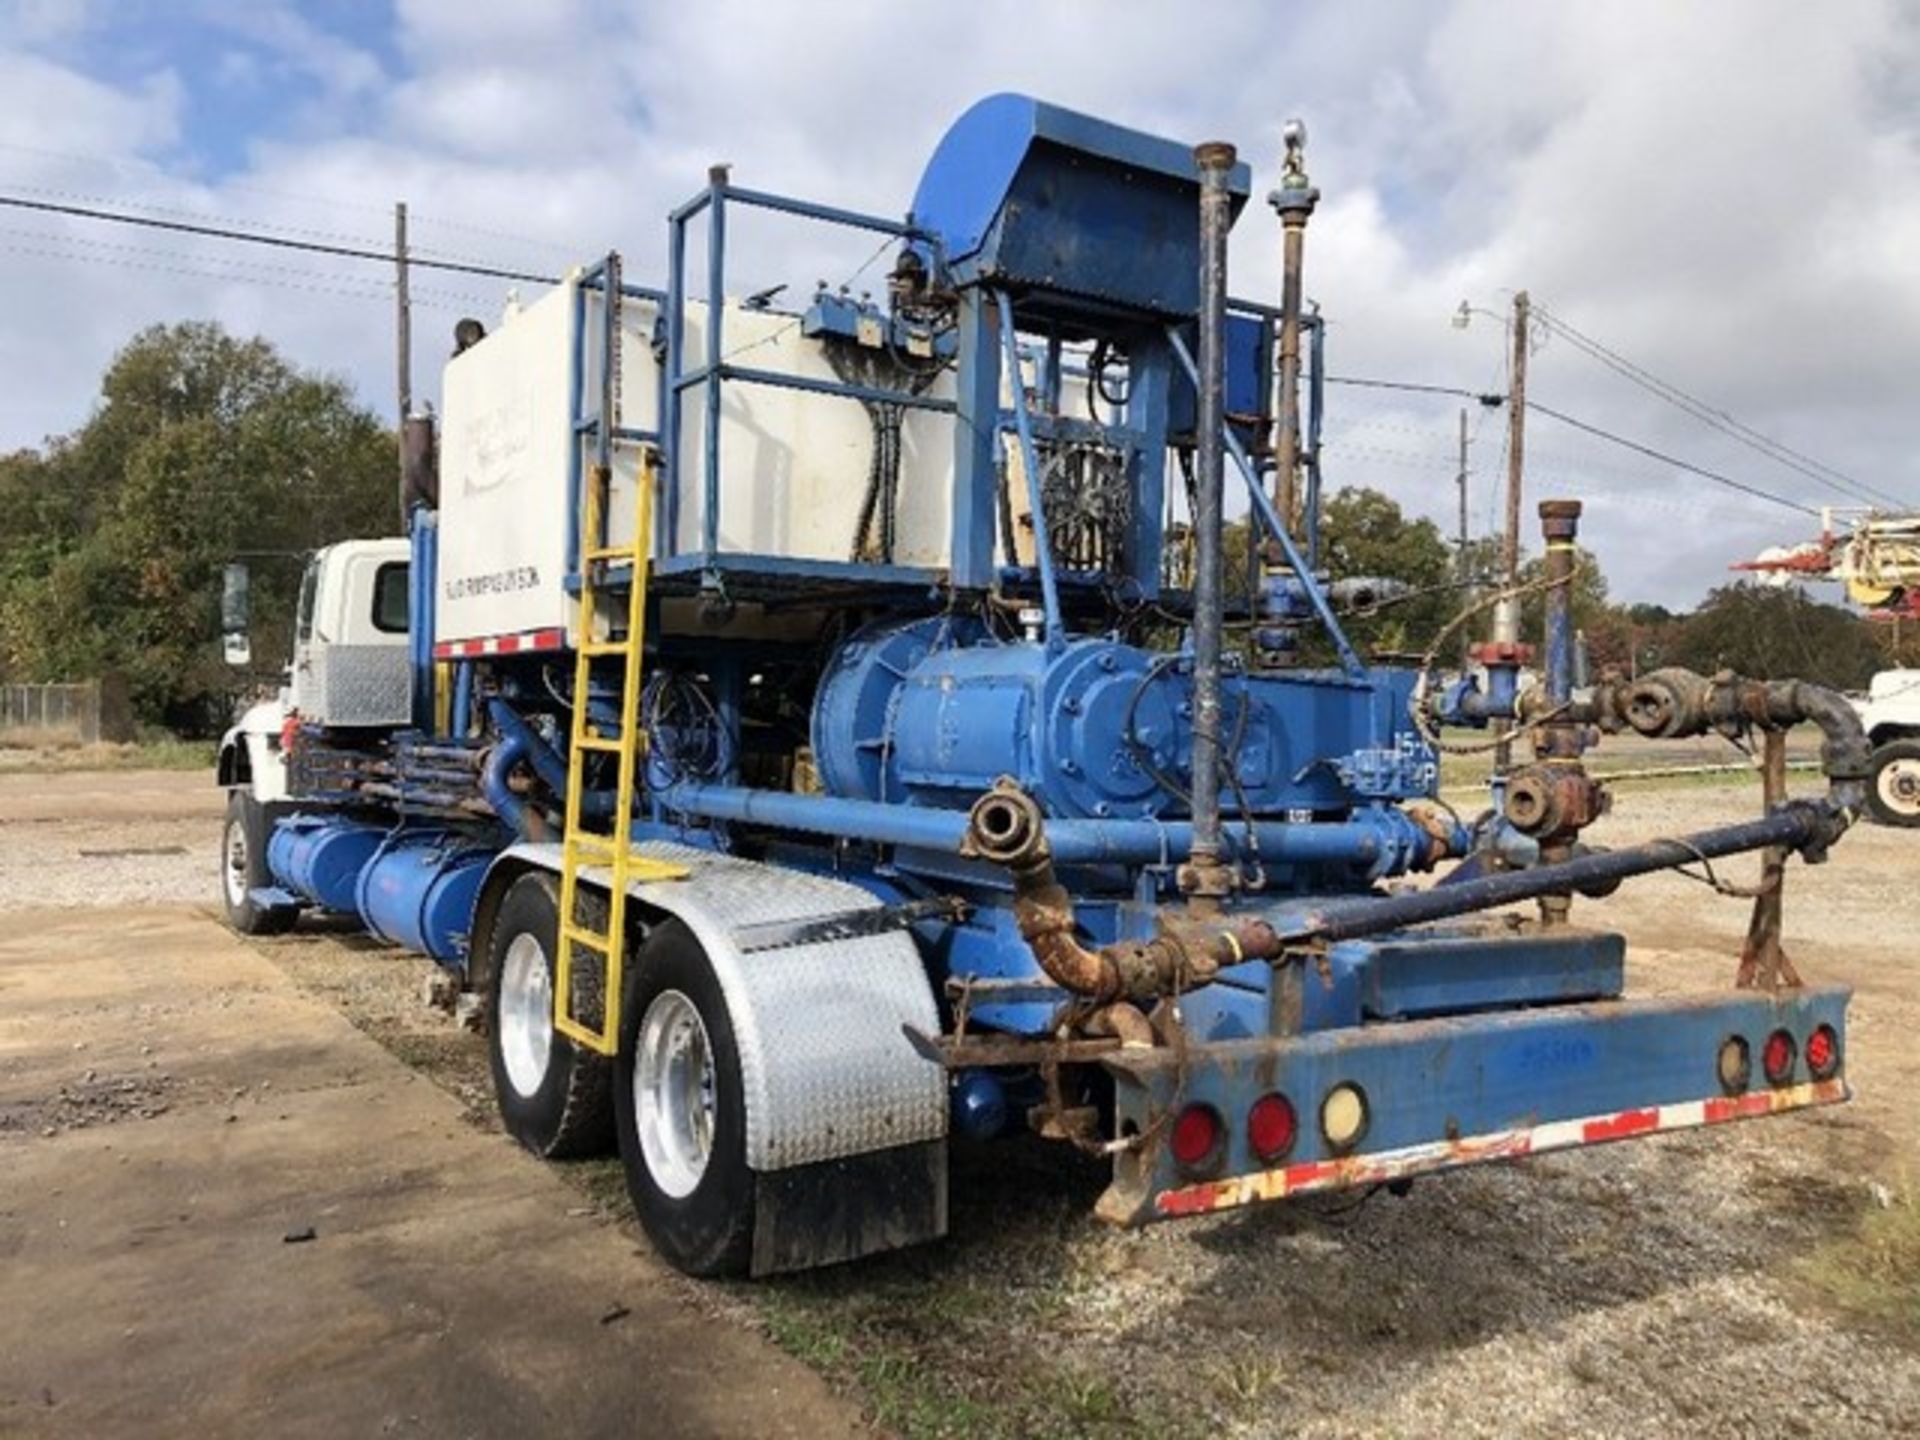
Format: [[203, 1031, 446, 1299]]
[[217, 97, 1870, 1277]]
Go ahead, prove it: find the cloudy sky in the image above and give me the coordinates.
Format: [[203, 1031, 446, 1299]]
[[3, 0, 1917, 607]]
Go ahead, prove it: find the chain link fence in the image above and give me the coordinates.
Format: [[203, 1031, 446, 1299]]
[[0, 682, 103, 745]]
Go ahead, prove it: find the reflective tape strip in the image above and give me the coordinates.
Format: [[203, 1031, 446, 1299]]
[[1154, 1077, 1847, 1217], [432, 627, 567, 660]]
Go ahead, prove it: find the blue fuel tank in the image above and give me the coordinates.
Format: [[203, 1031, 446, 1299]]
[[355, 835, 490, 967], [266, 816, 385, 913]]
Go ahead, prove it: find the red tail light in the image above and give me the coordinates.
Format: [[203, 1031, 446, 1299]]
[[1170, 1104, 1223, 1172], [1806, 1024, 1840, 1080], [1247, 1094, 1298, 1163], [1762, 1029, 1797, 1086]]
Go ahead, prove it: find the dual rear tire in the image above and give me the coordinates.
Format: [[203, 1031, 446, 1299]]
[[485, 874, 753, 1275]]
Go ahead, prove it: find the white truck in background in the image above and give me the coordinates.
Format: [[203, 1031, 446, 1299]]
[[1858, 669, 1920, 826]]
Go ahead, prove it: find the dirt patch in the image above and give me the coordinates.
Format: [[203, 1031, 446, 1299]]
[[0, 1069, 177, 1138]]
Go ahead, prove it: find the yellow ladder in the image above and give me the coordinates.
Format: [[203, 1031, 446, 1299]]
[[555, 446, 687, 1056]]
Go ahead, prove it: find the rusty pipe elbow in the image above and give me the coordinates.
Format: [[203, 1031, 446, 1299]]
[[966, 779, 1051, 872]]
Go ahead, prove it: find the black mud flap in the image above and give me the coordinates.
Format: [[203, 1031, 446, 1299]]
[[750, 1139, 948, 1276]]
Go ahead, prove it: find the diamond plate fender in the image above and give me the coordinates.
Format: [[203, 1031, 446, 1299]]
[[484, 840, 947, 1171]]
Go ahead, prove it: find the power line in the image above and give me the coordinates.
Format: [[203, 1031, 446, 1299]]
[[0, 192, 560, 285], [0, 136, 585, 261], [1328, 369, 1820, 518], [1530, 303, 1905, 509], [0, 236, 489, 314], [1327, 374, 1504, 404], [1526, 398, 1820, 517]]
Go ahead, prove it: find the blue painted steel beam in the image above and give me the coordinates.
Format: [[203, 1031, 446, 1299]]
[[701, 175, 726, 565], [950, 290, 1000, 590], [1306, 315, 1326, 569], [1165, 324, 1365, 679], [995, 288, 1065, 653], [573, 420, 661, 443], [722, 184, 917, 238], [669, 362, 956, 414], [664, 211, 687, 560], [1102, 985, 1850, 1223]]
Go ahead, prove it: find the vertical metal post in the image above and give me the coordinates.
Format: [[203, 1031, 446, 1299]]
[[1268, 122, 1318, 537], [1737, 729, 1802, 991], [1186, 141, 1237, 901], [1535, 498, 1582, 927], [1539, 500, 1580, 714], [994, 289, 1064, 652], [1304, 313, 1325, 569], [665, 213, 687, 558], [1123, 330, 1172, 601], [701, 166, 729, 563], [950, 290, 1000, 589], [394, 200, 412, 528]]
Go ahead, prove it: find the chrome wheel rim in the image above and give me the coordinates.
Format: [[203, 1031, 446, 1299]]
[[498, 932, 553, 1098], [1880, 757, 1920, 817], [634, 989, 715, 1199], [223, 818, 249, 909]]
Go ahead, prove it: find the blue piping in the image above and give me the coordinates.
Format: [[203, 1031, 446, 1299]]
[[994, 288, 1066, 654], [654, 780, 1454, 877]]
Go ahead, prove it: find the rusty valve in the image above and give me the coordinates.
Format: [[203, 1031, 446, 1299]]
[[1504, 763, 1608, 842]]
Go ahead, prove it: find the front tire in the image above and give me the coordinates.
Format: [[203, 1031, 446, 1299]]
[[487, 873, 614, 1158], [614, 920, 754, 1277], [1866, 740, 1920, 827], [221, 792, 294, 935]]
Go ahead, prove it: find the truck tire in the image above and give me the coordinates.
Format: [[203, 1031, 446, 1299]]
[[1866, 740, 1920, 827], [614, 920, 754, 1277], [221, 792, 295, 936], [487, 873, 615, 1158]]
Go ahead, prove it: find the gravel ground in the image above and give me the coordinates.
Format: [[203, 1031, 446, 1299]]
[[9, 768, 1918, 1438], [0, 771, 219, 910]]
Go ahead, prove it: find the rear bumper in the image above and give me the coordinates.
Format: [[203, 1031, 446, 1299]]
[[1098, 986, 1849, 1224]]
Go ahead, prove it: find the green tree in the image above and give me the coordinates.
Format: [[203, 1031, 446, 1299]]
[[1315, 487, 1457, 660], [1670, 582, 1884, 691], [0, 322, 395, 730]]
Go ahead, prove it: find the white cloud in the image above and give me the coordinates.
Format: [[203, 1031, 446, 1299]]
[[2, 0, 1917, 608]]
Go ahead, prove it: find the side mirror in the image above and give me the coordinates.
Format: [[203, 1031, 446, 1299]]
[[221, 562, 252, 667]]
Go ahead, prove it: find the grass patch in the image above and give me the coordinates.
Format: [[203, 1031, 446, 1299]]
[[1800, 1178, 1920, 1343], [0, 735, 217, 771]]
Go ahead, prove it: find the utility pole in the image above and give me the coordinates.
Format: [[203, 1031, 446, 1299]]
[[394, 200, 412, 438], [1491, 288, 1529, 776], [1456, 405, 1471, 580], [1457, 405, 1471, 666], [1500, 289, 1529, 594]]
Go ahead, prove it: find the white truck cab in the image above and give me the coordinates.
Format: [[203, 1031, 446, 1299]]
[[1857, 668, 1920, 827], [216, 538, 413, 803]]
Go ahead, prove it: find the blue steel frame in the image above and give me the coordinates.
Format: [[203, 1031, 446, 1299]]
[[1165, 325, 1364, 678], [566, 257, 667, 579], [661, 179, 952, 588], [567, 187, 1339, 615]]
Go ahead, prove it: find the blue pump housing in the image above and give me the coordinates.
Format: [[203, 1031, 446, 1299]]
[[811, 619, 1438, 821]]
